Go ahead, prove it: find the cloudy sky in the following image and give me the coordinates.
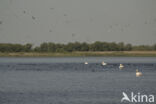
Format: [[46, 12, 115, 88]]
[[0, 0, 156, 45]]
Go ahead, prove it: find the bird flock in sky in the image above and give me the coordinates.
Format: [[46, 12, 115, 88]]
[[0, 4, 156, 37]]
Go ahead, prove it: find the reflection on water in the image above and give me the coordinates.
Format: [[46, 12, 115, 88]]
[[0, 57, 156, 104]]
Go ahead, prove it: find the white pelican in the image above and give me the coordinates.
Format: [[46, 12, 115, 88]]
[[136, 69, 142, 77], [102, 61, 107, 66], [119, 64, 124, 69], [84, 61, 88, 65]]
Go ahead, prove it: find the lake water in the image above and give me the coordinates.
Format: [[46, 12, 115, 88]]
[[0, 57, 156, 104]]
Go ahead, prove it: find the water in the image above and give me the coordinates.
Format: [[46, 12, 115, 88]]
[[0, 57, 156, 104]]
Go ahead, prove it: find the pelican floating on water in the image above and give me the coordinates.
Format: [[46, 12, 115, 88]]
[[136, 69, 142, 77], [102, 61, 107, 66], [84, 61, 88, 65], [119, 64, 124, 69]]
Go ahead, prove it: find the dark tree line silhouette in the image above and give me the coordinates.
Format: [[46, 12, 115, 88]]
[[0, 42, 156, 52]]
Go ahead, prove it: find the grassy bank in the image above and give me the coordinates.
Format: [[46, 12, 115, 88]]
[[0, 51, 156, 57]]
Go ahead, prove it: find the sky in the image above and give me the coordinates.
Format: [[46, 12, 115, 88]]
[[0, 0, 156, 45]]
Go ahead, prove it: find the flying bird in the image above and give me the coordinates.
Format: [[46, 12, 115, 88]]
[[23, 11, 26, 14], [72, 33, 76, 37], [32, 16, 36, 20], [49, 30, 52, 32], [64, 14, 67, 16], [0, 21, 2, 24], [50, 8, 55, 10]]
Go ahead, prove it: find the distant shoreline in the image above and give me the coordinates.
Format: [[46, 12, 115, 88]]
[[0, 51, 156, 57]]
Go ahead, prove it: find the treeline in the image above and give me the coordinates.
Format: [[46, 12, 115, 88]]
[[0, 42, 156, 52]]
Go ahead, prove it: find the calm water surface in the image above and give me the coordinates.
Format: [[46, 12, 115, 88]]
[[0, 57, 156, 104]]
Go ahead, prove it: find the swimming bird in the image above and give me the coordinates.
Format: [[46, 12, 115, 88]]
[[84, 62, 88, 65], [136, 69, 142, 77], [102, 61, 107, 66], [119, 64, 124, 69]]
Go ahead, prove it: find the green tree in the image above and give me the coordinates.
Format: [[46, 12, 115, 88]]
[[48, 42, 56, 52], [24, 43, 32, 52], [89, 41, 103, 51], [125, 44, 132, 51], [34, 47, 41, 52], [80, 42, 89, 51], [65, 43, 74, 52], [118, 42, 125, 51], [153, 44, 156, 50], [40, 42, 48, 52]]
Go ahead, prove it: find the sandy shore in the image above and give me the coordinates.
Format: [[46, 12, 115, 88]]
[[0, 51, 156, 57]]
